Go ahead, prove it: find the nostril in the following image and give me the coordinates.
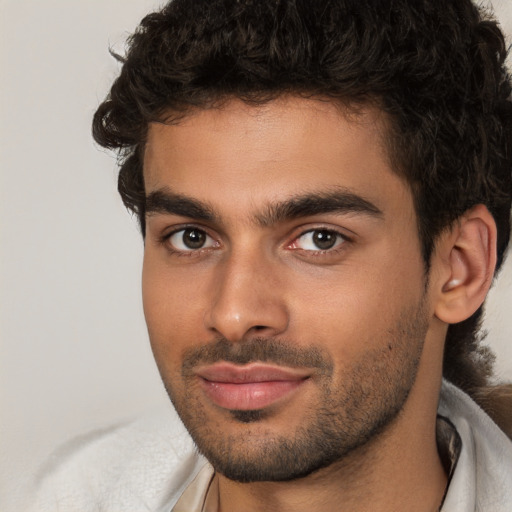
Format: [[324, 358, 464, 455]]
[[254, 325, 266, 331]]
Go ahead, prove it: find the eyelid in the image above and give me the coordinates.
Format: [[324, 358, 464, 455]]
[[161, 224, 220, 253], [286, 226, 352, 252]]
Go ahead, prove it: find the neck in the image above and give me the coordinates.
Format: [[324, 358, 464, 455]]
[[217, 429, 446, 512]]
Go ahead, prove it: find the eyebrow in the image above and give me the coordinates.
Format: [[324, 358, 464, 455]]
[[256, 188, 383, 226], [145, 189, 217, 222], [145, 187, 383, 226]]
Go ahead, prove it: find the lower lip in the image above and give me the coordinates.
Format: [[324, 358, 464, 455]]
[[199, 379, 307, 410]]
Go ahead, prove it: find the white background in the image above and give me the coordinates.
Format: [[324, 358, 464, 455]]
[[1, 0, 511, 509]]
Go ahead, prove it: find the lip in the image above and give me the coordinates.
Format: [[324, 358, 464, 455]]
[[195, 362, 310, 411]]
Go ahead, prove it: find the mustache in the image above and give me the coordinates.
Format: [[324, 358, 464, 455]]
[[181, 337, 334, 376]]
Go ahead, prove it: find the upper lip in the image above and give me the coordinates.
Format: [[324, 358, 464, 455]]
[[194, 362, 311, 383]]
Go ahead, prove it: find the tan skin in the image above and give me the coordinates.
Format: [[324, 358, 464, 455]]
[[142, 97, 496, 512]]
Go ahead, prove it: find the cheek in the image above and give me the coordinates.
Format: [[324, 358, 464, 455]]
[[287, 252, 425, 359], [142, 256, 206, 369]]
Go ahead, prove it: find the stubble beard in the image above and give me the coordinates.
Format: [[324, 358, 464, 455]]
[[160, 302, 429, 483]]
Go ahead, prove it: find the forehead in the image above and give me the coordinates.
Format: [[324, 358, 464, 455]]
[[143, 96, 412, 220]]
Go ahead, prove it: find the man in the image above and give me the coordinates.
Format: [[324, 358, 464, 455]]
[[31, 0, 512, 510]]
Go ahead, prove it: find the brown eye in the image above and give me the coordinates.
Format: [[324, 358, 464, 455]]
[[182, 229, 206, 249], [292, 229, 345, 251], [311, 230, 338, 250], [168, 228, 216, 251]]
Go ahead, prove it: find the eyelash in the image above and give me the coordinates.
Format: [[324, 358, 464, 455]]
[[159, 225, 351, 257], [159, 225, 219, 257], [287, 228, 349, 255]]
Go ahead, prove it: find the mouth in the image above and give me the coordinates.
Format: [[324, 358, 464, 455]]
[[194, 362, 311, 411]]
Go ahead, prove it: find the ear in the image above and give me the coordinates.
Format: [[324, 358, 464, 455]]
[[434, 204, 497, 324]]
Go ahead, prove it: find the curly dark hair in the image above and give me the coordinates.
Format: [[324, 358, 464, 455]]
[[93, 0, 512, 401]]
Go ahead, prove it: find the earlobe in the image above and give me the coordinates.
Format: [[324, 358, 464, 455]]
[[434, 205, 497, 324]]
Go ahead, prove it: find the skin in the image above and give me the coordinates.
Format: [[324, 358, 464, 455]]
[[142, 97, 451, 512]]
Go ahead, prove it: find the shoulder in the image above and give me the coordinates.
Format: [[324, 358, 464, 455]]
[[439, 380, 512, 511], [26, 407, 205, 512]]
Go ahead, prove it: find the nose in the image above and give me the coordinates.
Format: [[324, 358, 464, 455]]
[[204, 250, 289, 342]]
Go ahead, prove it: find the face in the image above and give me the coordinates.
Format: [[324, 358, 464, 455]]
[[142, 97, 431, 482]]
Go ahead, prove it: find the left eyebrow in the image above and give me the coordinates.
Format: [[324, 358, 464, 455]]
[[256, 188, 383, 226]]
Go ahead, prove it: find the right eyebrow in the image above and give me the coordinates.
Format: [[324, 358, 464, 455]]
[[145, 188, 216, 222]]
